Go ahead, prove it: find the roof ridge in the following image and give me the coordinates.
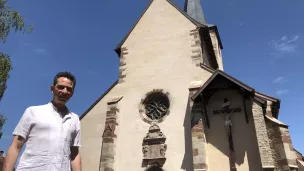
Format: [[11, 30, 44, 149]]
[[114, 0, 207, 55]]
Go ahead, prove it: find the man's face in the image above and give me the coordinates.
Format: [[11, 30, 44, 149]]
[[51, 77, 74, 105]]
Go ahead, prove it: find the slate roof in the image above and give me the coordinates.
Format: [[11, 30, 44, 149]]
[[184, 0, 207, 24]]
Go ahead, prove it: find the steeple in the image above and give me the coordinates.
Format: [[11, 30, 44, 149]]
[[184, 0, 207, 24]]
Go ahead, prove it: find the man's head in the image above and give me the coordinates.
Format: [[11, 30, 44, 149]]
[[51, 71, 76, 105]]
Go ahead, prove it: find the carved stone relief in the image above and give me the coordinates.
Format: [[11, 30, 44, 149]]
[[142, 123, 167, 167]]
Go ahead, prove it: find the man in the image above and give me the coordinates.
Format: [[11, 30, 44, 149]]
[[2, 72, 82, 171]]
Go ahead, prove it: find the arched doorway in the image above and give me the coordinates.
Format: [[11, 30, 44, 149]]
[[146, 165, 164, 171]]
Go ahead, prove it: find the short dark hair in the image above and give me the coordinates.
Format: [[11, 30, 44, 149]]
[[53, 71, 76, 88]]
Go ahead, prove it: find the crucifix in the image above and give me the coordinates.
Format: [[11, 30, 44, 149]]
[[213, 98, 241, 171]]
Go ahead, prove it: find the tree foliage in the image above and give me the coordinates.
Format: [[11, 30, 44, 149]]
[[0, 0, 33, 43], [0, 0, 33, 138]]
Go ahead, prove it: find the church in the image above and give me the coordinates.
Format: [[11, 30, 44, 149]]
[[79, 0, 304, 170]]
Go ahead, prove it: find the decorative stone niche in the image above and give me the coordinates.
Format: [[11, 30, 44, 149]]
[[142, 123, 167, 167]]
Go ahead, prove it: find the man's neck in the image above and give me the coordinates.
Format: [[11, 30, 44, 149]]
[[51, 100, 67, 114]]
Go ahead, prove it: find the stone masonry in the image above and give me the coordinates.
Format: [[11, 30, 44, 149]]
[[118, 47, 128, 84], [99, 96, 123, 171], [251, 100, 275, 169], [189, 84, 208, 171], [190, 28, 203, 67], [266, 120, 298, 171]]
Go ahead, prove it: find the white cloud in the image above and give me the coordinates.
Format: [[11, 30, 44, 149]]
[[287, 35, 299, 43], [276, 89, 289, 96], [270, 35, 300, 54], [281, 36, 287, 41], [34, 48, 47, 54], [276, 44, 296, 53], [273, 76, 287, 84]]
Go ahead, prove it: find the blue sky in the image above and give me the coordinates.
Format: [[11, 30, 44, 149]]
[[0, 0, 303, 159]]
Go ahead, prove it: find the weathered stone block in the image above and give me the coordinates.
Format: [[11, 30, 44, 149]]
[[252, 101, 274, 167], [142, 123, 167, 167], [193, 148, 198, 156]]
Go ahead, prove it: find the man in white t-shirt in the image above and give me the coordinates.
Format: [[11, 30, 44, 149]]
[[2, 72, 82, 171]]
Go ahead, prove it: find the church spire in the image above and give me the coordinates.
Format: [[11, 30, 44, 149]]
[[184, 0, 207, 24]]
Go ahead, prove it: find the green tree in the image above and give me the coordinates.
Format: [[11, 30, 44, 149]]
[[0, 0, 33, 138]]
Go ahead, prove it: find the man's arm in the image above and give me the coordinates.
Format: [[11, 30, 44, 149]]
[[3, 107, 33, 171], [71, 116, 81, 171], [71, 147, 81, 171], [2, 136, 25, 171]]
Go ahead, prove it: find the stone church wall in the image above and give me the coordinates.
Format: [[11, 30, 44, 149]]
[[80, 0, 214, 170], [189, 87, 207, 171], [121, 0, 213, 85], [80, 85, 121, 171], [205, 89, 263, 171], [266, 120, 298, 171], [79, 0, 304, 171], [209, 30, 224, 71], [298, 160, 304, 171], [251, 100, 275, 169]]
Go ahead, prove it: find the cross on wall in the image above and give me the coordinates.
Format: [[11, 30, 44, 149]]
[[213, 98, 242, 171]]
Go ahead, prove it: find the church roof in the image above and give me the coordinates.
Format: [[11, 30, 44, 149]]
[[191, 70, 281, 118], [191, 70, 254, 100], [255, 91, 280, 103], [183, 0, 223, 49], [254, 91, 280, 118], [114, 0, 207, 56], [184, 0, 207, 24], [113, 0, 223, 69], [295, 149, 304, 161], [264, 115, 288, 127], [79, 80, 118, 120], [298, 159, 304, 167]]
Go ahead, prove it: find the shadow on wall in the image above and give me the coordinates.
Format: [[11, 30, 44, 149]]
[[181, 97, 194, 171], [233, 98, 263, 171], [203, 90, 263, 171]]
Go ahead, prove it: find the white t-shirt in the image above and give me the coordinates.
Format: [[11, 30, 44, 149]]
[[12, 102, 81, 171]]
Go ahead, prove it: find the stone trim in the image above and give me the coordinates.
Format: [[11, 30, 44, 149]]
[[190, 28, 203, 67], [251, 101, 275, 168], [99, 96, 123, 171], [189, 80, 204, 90], [138, 89, 171, 124], [209, 30, 220, 67], [189, 87, 208, 171], [266, 120, 298, 171], [80, 80, 118, 120], [118, 47, 128, 84], [265, 101, 273, 117], [265, 115, 288, 128], [199, 63, 215, 73], [297, 159, 304, 167]]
